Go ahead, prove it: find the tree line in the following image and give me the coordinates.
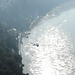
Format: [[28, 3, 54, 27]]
[[0, 22, 27, 75]]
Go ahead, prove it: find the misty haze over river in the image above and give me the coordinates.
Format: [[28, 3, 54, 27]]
[[21, 1, 75, 75]]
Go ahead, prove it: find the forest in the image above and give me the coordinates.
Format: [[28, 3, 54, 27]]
[[0, 22, 25, 75]]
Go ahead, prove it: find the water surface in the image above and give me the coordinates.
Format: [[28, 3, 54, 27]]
[[21, 1, 75, 75]]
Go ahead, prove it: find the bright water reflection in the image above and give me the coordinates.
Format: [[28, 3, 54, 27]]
[[21, 1, 75, 75]]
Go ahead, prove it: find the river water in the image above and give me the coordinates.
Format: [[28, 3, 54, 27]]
[[21, 1, 75, 75]]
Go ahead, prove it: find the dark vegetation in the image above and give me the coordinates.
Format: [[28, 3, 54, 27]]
[[0, 23, 25, 75]]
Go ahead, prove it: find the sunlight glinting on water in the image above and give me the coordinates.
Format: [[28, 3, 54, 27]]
[[21, 1, 75, 74], [28, 26, 75, 75]]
